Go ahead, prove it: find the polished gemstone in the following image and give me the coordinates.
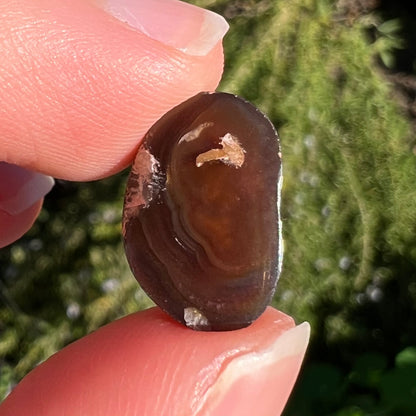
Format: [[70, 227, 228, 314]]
[[123, 92, 282, 331]]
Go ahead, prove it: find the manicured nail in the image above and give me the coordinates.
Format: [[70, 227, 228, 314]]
[[0, 163, 54, 215], [97, 0, 229, 56], [202, 322, 310, 416]]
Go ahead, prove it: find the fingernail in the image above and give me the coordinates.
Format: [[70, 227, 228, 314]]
[[0, 163, 54, 215], [97, 0, 229, 56], [201, 323, 310, 416]]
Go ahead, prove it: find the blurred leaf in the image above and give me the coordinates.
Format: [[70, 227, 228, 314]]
[[300, 363, 344, 401], [377, 19, 401, 36], [380, 367, 416, 411], [395, 346, 416, 368], [380, 50, 395, 68], [284, 362, 345, 415], [349, 353, 387, 388], [334, 406, 366, 416]]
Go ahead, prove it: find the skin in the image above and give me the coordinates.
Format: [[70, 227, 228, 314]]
[[0, 199, 43, 248], [0, 1, 310, 414], [0, 0, 226, 247], [1, 307, 309, 416]]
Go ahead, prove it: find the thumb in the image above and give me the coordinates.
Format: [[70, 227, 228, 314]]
[[0, 0, 228, 247], [0, 307, 310, 416], [0, 0, 228, 181]]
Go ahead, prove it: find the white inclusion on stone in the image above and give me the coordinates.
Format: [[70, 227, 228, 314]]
[[125, 148, 161, 210], [184, 307, 210, 329], [178, 122, 246, 168], [178, 122, 213, 144], [196, 133, 246, 168], [122, 148, 162, 236]]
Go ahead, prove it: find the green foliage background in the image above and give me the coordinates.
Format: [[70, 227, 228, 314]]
[[1, 0, 416, 414]]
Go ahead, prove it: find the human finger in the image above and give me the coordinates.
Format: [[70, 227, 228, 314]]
[[0, 306, 310, 416], [0, 0, 228, 181], [0, 163, 54, 248]]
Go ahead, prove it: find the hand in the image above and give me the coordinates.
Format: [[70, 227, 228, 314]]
[[0, 0, 227, 248], [1, 307, 309, 415], [0, 1, 309, 414]]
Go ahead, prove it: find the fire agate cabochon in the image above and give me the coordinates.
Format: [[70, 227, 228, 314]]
[[123, 92, 282, 331]]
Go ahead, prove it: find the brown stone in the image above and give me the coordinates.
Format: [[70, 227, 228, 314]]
[[122, 92, 282, 331]]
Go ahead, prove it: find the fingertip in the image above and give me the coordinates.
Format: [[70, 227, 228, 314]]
[[0, 163, 53, 248], [0, 307, 309, 416], [0, 0, 227, 181], [98, 0, 229, 57], [0, 199, 43, 249], [204, 321, 310, 416]]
